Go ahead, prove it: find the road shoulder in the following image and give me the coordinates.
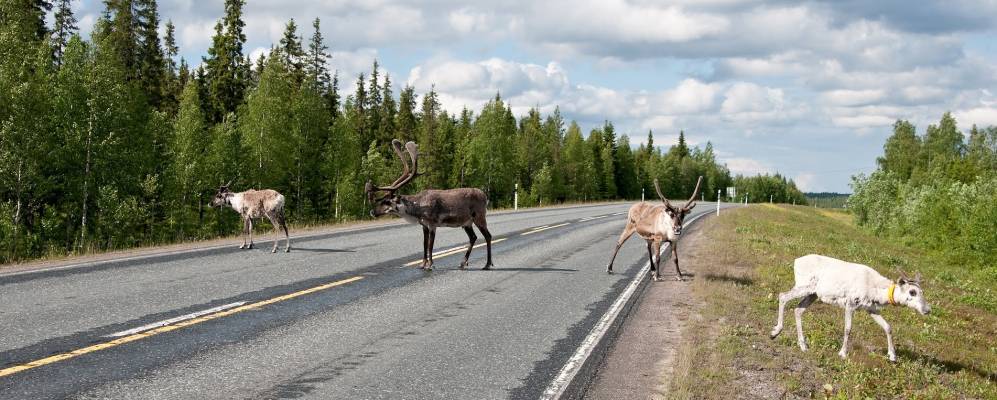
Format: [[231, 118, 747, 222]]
[[582, 213, 710, 399]]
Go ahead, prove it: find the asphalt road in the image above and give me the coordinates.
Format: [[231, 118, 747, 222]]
[[0, 201, 728, 399]]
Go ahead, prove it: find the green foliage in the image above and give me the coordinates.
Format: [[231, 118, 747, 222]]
[[0, 0, 799, 263], [850, 113, 997, 268]]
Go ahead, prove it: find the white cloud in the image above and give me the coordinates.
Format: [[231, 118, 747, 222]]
[[954, 107, 997, 128], [724, 157, 773, 175], [793, 172, 817, 192]]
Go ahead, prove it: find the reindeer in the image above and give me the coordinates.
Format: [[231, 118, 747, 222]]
[[211, 182, 290, 253], [366, 140, 493, 271], [770, 254, 931, 362], [605, 176, 702, 281]]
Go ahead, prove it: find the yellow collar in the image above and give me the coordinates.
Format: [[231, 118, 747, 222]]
[[887, 284, 897, 305]]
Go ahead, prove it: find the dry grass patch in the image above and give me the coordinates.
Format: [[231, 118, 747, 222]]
[[669, 205, 996, 399]]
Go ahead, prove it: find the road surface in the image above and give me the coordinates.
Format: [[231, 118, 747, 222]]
[[0, 201, 727, 399]]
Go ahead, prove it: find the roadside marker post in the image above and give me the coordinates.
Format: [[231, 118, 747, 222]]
[[514, 183, 519, 211], [716, 190, 720, 216]]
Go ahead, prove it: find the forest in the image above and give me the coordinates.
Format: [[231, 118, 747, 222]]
[[849, 114, 997, 267], [0, 0, 805, 262]]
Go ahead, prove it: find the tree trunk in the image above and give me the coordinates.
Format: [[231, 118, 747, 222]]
[[80, 100, 94, 251], [10, 161, 24, 260]]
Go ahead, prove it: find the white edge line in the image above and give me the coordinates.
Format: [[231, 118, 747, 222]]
[[540, 211, 710, 400], [105, 301, 247, 338]]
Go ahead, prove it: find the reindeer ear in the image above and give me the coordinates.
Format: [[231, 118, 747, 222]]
[[914, 271, 922, 283]]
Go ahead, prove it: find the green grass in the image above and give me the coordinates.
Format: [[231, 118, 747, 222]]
[[669, 204, 996, 399]]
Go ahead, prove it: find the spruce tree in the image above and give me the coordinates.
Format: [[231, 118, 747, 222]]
[[51, 0, 78, 67], [277, 18, 305, 82], [377, 74, 396, 147], [136, 0, 165, 107], [396, 85, 417, 142], [204, 0, 248, 122]]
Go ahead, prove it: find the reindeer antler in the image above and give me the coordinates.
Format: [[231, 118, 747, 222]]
[[373, 140, 420, 193], [653, 179, 674, 208], [378, 140, 410, 191], [683, 176, 703, 210]]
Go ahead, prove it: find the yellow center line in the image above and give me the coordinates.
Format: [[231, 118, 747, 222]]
[[0, 275, 364, 378], [521, 222, 570, 236], [402, 238, 508, 267]]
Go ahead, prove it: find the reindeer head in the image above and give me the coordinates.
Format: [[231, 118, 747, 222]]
[[211, 181, 234, 208], [653, 176, 702, 238], [367, 140, 419, 218], [894, 270, 931, 315]]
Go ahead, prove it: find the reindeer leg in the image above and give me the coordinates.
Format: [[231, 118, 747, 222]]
[[279, 209, 290, 252], [672, 241, 683, 281], [239, 217, 248, 249], [421, 225, 430, 269], [266, 212, 279, 253], [247, 218, 254, 249], [425, 227, 436, 271], [460, 226, 477, 269], [838, 305, 855, 359], [647, 240, 660, 281], [869, 311, 896, 362], [475, 217, 493, 270], [606, 224, 636, 274]]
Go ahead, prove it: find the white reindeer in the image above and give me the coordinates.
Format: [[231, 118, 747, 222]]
[[211, 182, 290, 253], [770, 254, 930, 362]]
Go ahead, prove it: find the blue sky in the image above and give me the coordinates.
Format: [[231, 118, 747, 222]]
[[67, 0, 997, 192]]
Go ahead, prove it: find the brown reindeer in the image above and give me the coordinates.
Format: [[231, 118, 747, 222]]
[[366, 140, 493, 271], [211, 182, 290, 253], [606, 176, 702, 281]]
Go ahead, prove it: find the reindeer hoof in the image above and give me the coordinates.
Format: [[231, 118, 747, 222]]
[[607, 266, 614, 274], [459, 262, 468, 270], [239, 245, 246, 249], [888, 354, 897, 363], [674, 275, 684, 281], [271, 248, 277, 254], [285, 247, 290, 253], [482, 264, 493, 270]]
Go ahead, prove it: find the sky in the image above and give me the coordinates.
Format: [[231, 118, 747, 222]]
[[67, 0, 997, 193]]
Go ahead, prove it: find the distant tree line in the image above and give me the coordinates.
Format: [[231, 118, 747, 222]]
[[0, 0, 801, 262], [805, 192, 849, 208], [849, 113, 997, 266]]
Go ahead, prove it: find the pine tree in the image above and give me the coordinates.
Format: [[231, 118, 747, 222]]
[[51, 0, 78, 67]]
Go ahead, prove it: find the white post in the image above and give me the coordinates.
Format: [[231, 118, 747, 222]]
[[716, 189, 720, 216], [770, 194, 773, 204], [514, 183, 519, 211], [641, 187, 645, 202]]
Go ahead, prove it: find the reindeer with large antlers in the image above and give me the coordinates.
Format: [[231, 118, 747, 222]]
[[366, 140, 494, 271], [606, 176, 703, 281]]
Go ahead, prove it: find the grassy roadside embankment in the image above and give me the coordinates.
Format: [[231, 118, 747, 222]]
[[669, 204, 996, 399]]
